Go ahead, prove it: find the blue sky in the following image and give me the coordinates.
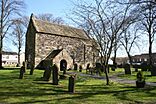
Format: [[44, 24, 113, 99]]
[[25, 0, 74, 21]]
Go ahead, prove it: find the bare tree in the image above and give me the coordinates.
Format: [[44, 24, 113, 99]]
[[12, 18, 25, 66], [120, 26, 140, 65], [35, 13, 64, 24], [138, 1, 156, 67], [117, 0, 156, 68], [0, 0, 25, 68], [71, 0, 134, 85]]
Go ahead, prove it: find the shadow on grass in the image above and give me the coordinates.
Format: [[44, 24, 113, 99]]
[[2, 67, 21, 70], [1, 83, 156, 104], [54, 84, 156, 103], [1, 70, 156, 104], [10, 99, 52, 104]]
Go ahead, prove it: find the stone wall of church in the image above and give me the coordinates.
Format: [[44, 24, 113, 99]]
[[35, 33, 94, 68]]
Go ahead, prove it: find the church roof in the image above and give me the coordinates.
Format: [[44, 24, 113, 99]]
[[44, 49, 62, 60], [31, 15, 90, 40]]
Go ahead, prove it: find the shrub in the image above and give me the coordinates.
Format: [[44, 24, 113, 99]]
[[136, 71, 145, 82], [136, 71, 146, 88]]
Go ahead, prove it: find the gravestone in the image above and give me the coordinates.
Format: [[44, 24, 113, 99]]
[[124, 64, 131, 74], [151, 66, 156, 76], [74, 64, 78, 71], [42, 60, 52, 81], [95, 63, 102, 75], [43, 67, 52, 81], [52, 64, 59, 85], [79, 65, 82, 72], [19, 62, 26, 79], [30, 64, 34, 75], [141, 62, 148, 71], [86, 64, 90, 74], [111, 65, 116, 71], [68, 74, 76, 93], [135, 68, 138, 72]]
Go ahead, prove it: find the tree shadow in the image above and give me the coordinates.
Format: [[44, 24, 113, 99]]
[[3, 67, 21, 70]]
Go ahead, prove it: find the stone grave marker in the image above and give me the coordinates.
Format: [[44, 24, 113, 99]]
[[52, 64, 59, 85]]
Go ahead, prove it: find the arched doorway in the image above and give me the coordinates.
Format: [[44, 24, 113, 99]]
[[60, 59, 67, 74]]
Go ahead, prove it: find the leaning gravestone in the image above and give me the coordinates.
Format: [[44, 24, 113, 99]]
[[68, 74, 76, 93], [124, 64, 131, 74], [52, 64, 59, 85]]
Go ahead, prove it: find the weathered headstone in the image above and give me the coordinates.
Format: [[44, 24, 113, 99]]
[[111, 65, 116, 71], [43, 66, 52, 81], [42, 60, 52, 81], [19, 62, 26, 79], [141, 62, 148, 71], [95, 63, 102, 75], [151, 66, 156, 76], [79, 65, 82, 72], [74, 64, 78, 71], [68, 74, 76, 93], [135, 68, 138, 72], [86, 64, 90, 74], [124, 64, 131, 74], [52, 64, 59, 85], [30, 64, 34, 75]]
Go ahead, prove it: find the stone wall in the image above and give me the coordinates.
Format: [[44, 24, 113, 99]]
[[35, 33, 94, 68], [53, 49, 73, 69]]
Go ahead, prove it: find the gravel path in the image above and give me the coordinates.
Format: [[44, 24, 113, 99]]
[[67, 72, 156, 86]]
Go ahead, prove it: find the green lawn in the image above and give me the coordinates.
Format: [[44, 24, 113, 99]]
[[0, 69, 156, 104], [116, 68, 156, 82]]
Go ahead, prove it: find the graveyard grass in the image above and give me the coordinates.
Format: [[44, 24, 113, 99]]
[[117, 68, 156, 82], [0, 69, 156, 104]]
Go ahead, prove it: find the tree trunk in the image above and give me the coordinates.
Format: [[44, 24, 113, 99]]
[[113, 49, 117, 66], [127, 52, 132, 65], [105, 65, 109, 85], [104, 55, 110, 85], [18, 50, 20, 67], [0, 36, 3, 68], [149, 39, 152, 67], [0, 0, 4, 68]]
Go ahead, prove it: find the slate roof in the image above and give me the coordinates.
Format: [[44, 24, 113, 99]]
[[44, 49, 62, 60], [31, 15, 90, 40]]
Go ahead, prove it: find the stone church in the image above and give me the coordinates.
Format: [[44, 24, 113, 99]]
[[25, 14, 98, 70]]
